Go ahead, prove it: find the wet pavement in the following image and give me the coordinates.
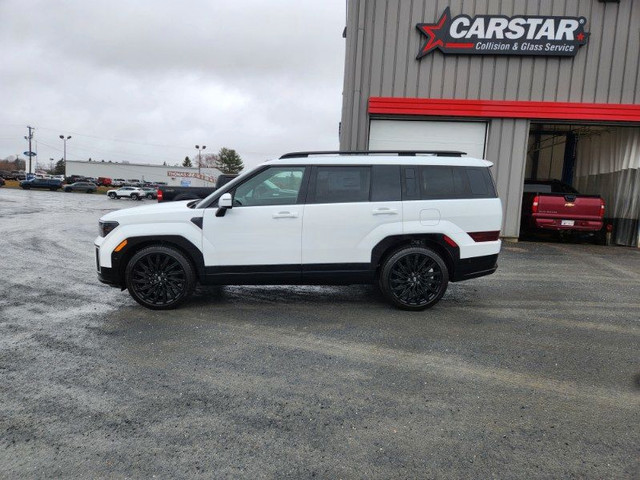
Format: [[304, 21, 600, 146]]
[[1, 188, 639, 478]]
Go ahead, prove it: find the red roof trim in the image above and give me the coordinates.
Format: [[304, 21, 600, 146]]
[[368, 97, 640, 122]]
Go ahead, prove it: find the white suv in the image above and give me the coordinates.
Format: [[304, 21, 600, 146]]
[[95, 151, 502, 310], [106, 186, 145, 200]]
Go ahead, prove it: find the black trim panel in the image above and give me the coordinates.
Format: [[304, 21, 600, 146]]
[[450, 254, 498, 282], [303, 263, 373, 285], [97, 267, 121, 287], [200, 263, 374, 286]]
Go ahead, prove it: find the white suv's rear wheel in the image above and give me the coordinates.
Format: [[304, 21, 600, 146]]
[[125, 245, 196, 310], [379, 246, 449, 311]]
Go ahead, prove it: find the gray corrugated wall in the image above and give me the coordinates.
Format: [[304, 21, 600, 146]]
[[340, 0, 640, 237]]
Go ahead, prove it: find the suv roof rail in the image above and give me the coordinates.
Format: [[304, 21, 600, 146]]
[[278, 150, 467, 159]]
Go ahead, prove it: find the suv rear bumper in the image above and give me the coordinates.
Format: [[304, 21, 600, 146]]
[[451, 254, 498, 282], [533, 217, 603, 231]]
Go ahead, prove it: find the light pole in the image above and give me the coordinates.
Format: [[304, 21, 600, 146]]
[[59, 135, 71, 165], [24, 125, 35, 175], [195, 144, 206, 176]]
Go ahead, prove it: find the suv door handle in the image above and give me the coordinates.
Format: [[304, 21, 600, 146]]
[[272, 211, 298, 219], [372, 207, 398, 215]]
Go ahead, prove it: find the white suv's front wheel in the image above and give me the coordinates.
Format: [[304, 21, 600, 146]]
[[379, 246, 449, 311], [125, 245, 196, 310]]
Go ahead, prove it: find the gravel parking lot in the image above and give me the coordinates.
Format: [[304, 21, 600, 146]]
[[1, 188, 639, 478]]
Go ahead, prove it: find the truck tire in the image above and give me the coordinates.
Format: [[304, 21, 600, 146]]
[[125, 245, 197, 310], [378, 246, 449, 311]]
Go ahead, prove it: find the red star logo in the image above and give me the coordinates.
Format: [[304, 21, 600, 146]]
[[576, 32, 585, 41], [416, 8, 449, 59]]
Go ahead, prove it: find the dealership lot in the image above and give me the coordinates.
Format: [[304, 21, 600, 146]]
[[0, 188, 638, 478]]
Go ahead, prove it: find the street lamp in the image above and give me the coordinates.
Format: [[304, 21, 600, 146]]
[[59, 135, 71, 164], [195, 144, 206, 175]]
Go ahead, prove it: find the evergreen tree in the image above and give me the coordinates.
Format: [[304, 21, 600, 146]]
[[54, 159, 65, 175], [182, 156, 192, 167], [215, 147, 244, 174]]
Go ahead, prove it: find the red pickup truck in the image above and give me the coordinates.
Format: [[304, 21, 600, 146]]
[[521, 180, 605, 239]]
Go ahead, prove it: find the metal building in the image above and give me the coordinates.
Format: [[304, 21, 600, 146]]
[[65, 160, 222, 187], [340, 0, 640, 245]]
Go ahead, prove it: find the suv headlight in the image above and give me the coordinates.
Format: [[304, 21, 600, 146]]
[[99, 221, 119, 237]]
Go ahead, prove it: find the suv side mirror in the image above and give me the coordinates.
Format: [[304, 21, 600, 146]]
[[219, 193, 232, 208], [216, 193, 233, 217]]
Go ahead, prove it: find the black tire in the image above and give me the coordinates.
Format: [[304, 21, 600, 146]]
[[125, 245, 197, 310], [379, 246, 449, 311], [108, 192, 116, 199], [64, 187, 71, 192], [131, 193, 139, 200], [87, 189, 93, 194], [146, 193, 153, 199]]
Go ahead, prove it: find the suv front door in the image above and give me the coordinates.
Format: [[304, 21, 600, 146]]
[[202, 166, 308, 281]]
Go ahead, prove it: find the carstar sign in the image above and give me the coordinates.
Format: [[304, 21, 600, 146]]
[[416, 8, 589, 58]]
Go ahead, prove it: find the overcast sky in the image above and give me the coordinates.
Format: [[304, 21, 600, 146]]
[[0, 0, 346, 170]]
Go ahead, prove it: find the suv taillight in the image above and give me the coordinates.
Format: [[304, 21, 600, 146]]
[[599, 198, 605, 217], [157, 189, 163, 202], [532, 195, 539, 214], [468, 231, 500, 242]]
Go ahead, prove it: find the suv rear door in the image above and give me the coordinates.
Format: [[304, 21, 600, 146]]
[[301, 165, 403, 276]]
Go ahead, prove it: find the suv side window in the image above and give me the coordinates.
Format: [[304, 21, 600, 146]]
[[371, 165, 401, 201], [233, 166, 306, 206], [420, 166, 496, 199], [311, 166, 371, 204]]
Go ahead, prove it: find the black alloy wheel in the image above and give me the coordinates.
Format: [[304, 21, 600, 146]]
[[108, 192, 116, 199], [125, 245, 196, 310], [379, 246, 449, 311], [131, 193, 139, 200]]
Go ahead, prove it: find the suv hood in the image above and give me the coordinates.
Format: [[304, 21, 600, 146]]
[[101, 200, 197, 223]]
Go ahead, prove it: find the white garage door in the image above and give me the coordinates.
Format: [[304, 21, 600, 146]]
[[369, 120, 487, 159]]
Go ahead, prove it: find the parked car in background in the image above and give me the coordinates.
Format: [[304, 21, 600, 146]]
[[13, 171, 26, 180], [66, 175, 87, 184], [106, 186, 144, 200], [97, 177, 112, 187], [0, 170, 14, 180], [521, 179, 605, 241], [126, 179, 141, 185], [140, 187, 157, 199], [64, 181, 97, 193], [112, 178, 126, 187], [19, 178, 63, 191]]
